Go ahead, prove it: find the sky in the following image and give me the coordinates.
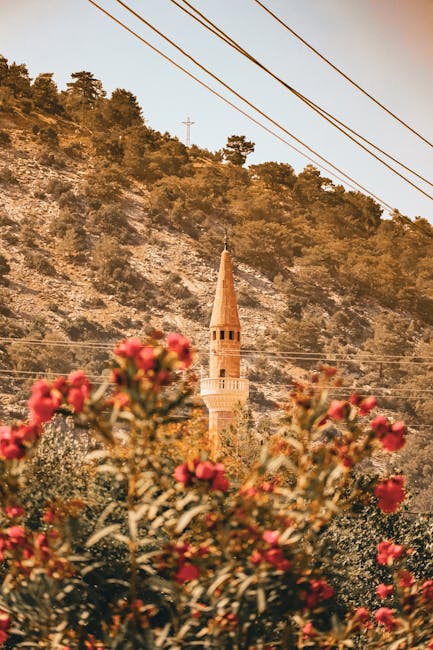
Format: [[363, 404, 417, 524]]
[[0, 0, 432, 220]]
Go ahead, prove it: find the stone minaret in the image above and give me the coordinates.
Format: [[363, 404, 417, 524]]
[[200, 241, 249, 455]]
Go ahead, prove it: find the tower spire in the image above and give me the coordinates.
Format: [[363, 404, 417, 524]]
[[200, 243, 249, 457]]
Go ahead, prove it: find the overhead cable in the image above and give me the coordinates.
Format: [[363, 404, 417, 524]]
[[252, 0, 433, 150], [85, 0, 393, 210], [167, 0, 433, 199], [3, 336, 433, 365]]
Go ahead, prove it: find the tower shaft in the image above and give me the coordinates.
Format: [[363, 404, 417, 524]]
[[200, 248, 249, 456]]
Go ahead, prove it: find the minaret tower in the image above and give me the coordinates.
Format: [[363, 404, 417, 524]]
[[200, 238, 249, 454]]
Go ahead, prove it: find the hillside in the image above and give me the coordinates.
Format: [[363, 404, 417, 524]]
[[1, 57, 433, 508]]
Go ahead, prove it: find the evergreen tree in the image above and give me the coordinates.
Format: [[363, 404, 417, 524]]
[[65, 71, 105, 120], [104, 88, 143, 128], [223, 134, 255, 166], [31, 73, 63, 114]]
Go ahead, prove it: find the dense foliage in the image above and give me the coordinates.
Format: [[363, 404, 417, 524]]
[[1, 334, 433, 648]]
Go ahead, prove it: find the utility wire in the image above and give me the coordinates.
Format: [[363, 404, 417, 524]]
[[171, 0, 433, 187], [252, 0, 433, 150], [1, 371, 432, 402], [3, 337, 433, 365], [85, 0, 393, 211], [167, 0, 433, 200]]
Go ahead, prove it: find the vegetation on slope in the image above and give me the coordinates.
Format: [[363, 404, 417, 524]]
[[0, 55, 433, 510]]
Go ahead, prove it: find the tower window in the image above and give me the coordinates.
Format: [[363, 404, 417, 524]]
[[212, 331, 216, 340], [237, 332, 240, 341], [220, 330, 225, 340], [229, 330, 234, 340], [220, 369, 226, 377]]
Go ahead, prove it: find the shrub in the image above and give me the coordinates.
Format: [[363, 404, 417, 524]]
[[0, 254, 11, 283], [237, 283, 259, 307], [88, 204, 133, 242], [63, 142, 83, 159], [1, 336, 433, 649], [84, 166, 129, 204], [37, 126, 58, 146], [25, 251, 56, 275], [38, 150, 66, 168], [0, 166, 18, 185], [45, 178, 72, 199], [0, 130, 11, 146]]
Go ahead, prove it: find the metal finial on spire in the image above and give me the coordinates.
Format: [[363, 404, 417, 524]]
[[224, 228, 228, 250]]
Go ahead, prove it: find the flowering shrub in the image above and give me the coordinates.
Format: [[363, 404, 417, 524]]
[[0, 334, 432, 648]]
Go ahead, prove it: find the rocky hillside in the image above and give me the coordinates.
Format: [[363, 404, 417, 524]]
[[0, 109, 431, 427], [1, 58, 433, 513]]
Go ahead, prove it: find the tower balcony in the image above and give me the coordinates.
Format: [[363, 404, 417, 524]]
[[200, 377, 249, 399]]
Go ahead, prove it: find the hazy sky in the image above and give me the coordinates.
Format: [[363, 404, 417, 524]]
[[1, 0, 432, 220]]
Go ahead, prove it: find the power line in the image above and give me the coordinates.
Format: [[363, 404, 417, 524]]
[[166, 0, 433, 200], [85, 0, 393, 211], [3, 337, 433, 365], [252, 0, 433, 150]]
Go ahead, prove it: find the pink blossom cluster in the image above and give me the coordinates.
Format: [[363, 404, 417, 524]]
[[174, 459, 229, 492], [304, 579, 334, 610], [327, 394, 377, 421], [376, 540, 405, 565], [0, 422, 40, 461], [160, 541, 209, 584], [0, 525, 30, 562], [370, 416, 406, 452], [375, 476, 406, 514], [249, 530, 291, 572], [114, 333, 192, 370], [28, 370, 92, 425]]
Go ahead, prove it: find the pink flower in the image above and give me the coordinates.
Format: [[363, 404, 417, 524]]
[[327, 400, 349, 421], [167, 333, 193, 368], [0, 426, 25, 460], [174, 462, 192, 486], [211, 472, 229, 491], [174, 562, 199, 584], [377, 540, 404, 566], [354, 607, 372, 629], [371, 415, 389, 435], [374, 607, 397, 632], [376, 583, 393, 599], [114, 338, 143, 358], [375, 476, 406, 513], [195, 461, 216, 481], [262, 530, 279, 546], [66, 371, 91, 413], [28, 380, 61, 424], [305, 579, 334, 609], [422, 580, 433, 602], [4, 506, 24, 519], [7, 525, 26, 546], [249, 549, 263, 565], [302, 622, 316, 638], [359, 396, 377, 415], [380, 427, 406, 452], [136, 346, 156, 371]]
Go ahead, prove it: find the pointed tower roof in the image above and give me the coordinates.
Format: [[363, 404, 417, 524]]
[[210, 248, 241, 329]]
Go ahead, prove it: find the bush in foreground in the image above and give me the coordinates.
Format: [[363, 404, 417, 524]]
[[0, 333, 432, 649]]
